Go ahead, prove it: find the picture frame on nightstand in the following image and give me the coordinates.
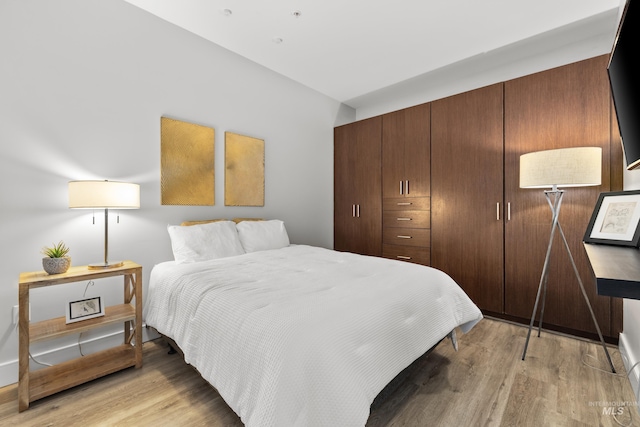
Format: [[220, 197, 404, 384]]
[[66, 296, 105, 324]]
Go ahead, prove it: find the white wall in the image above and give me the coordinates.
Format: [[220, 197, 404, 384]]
[[620, 168, 640, 404], [0, 0, 354, 386], [352, 7, 619, 120]]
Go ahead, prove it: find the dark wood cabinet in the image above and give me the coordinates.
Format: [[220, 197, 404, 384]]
[[334, 116, 382, 256], [431, 83, 505, 313], [432, 55, 621, 339], [333, 55, 622, 340], [381, 104, 431, 265], [382, 103, 430, 198], [504, 55, 618, 338]]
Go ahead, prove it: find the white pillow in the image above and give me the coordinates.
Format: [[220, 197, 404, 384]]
[[167, 220, 245, 264], [236, 220, 290, 253]]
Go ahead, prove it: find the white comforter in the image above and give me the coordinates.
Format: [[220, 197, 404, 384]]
[[144, 245, 482, 427]]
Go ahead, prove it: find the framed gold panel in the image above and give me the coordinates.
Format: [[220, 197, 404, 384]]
[[225, 132, 265, 206], [161, 117, 215, 206]]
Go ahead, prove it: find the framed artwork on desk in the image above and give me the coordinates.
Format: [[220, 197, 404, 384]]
[[584, 190, 640, 247]]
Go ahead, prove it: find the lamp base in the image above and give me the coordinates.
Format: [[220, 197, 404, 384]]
[[88, 260, 124, 270]]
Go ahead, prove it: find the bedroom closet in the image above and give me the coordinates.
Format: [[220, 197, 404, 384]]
[[334, 116, 382, 256], [431, 83, 505, 314], [334, 54, 623, 340], [432, 55, 623, 340], [381, 104, 431, 266]]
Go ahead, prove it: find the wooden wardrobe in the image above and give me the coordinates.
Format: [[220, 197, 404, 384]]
[[334, 55, 623, 340]]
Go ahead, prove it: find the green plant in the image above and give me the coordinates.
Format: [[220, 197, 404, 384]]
[[41, 241, 70, 258]]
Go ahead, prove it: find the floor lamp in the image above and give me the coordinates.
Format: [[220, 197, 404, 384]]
[[519, 147, 615, 373], [68, 180, 140, 269]]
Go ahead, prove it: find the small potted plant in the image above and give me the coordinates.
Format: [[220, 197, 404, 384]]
[[41, 241, 71, 275]]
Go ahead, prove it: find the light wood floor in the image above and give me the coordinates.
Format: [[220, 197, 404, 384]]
[[1, 317, 638, 426]]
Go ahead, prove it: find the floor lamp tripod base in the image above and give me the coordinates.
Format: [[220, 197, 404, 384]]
[[521, 189, 615, 374]]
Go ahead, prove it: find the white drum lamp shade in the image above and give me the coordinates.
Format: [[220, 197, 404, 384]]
[[68, 180, 140, 269], [68, 180, 140, 209], [520, 147, 602, 189]]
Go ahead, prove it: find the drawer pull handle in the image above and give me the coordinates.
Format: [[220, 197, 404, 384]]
[[397, 217, 412, 221], [397, 235, 412, 239], [397, 255, 412, 260], [397, 202, 412, 206]]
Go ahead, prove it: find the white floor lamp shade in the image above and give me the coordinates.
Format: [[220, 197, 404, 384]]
[[520, 146, 602, 189]]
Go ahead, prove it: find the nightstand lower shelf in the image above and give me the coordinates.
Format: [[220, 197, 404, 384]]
[[28, 344, 137, 402]]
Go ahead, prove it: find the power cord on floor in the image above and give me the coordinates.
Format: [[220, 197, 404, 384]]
[[581, 350, 640, 427]]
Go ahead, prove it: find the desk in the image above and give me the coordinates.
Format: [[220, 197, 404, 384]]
[[584, 243, 640, 299]]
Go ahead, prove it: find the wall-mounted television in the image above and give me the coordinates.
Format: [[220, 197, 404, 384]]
[[608, 0, 640, 170]]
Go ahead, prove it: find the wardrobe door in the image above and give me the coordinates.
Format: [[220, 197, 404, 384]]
[[334, 116, 382, 256], [382, 103, 430, 198], [504, 55, 616, 336], [431, 83, 505, 313]]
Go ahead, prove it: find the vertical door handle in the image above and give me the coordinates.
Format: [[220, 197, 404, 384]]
[[405, 180, 409, 195], [496, 202, 500, 221], [352, 204, 356, 218], [399, 181, 404, 195], [508, 202, 511, 221], [356, 204, 360, 218]]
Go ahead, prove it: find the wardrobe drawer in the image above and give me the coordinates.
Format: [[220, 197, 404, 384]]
[[383, 210, 430, 228], [382, 244, 430, 266], [383, 228, 430, 247], [383, 197, 430, 211]]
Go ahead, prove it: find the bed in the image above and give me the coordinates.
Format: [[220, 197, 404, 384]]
[[144, 219, 482, 426]]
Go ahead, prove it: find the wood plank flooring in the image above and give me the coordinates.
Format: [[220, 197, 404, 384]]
[[0, 317, 637, 426]]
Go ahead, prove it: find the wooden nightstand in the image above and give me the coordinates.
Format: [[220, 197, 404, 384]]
[[18, 261, 142, 411]]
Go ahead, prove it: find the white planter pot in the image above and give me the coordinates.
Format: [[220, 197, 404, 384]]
[[42, 257, 71, 275]]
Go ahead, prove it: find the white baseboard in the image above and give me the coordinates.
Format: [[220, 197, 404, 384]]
[[0, 326, 159, 388], [618, 331, 640, 413]]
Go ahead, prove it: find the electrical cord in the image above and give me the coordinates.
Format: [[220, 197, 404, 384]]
[[581, 350, 640, 426], [13, 321, 53, 367], [20, 280, 104, 371], [77, 280, 96, 357]]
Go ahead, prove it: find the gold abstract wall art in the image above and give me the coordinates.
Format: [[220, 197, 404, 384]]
[[160, 116, 215, 206], [225, 132, 265, 206]]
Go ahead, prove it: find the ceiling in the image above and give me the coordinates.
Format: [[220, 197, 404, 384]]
[[123, 0, 623, 109]]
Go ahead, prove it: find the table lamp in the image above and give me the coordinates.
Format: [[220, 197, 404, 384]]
[[68, 180, 140, 269]]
